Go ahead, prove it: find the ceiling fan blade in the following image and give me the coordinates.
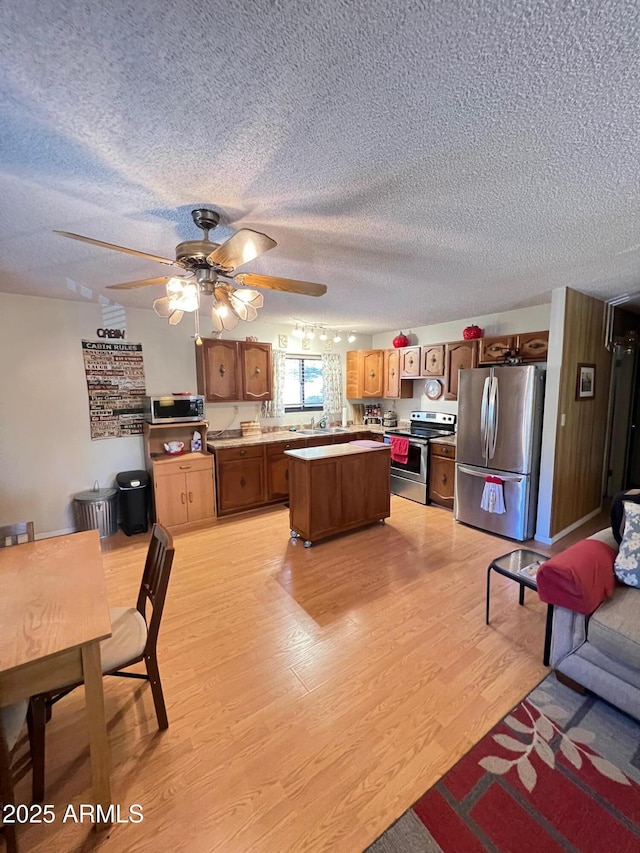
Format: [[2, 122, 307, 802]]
[[206, 229, 277, 271], [107, 276, 173, 291], [233, 272, 327, 297], [54, 231, 175, 265]]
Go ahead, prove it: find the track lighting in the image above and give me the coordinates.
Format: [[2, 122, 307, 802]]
[[333, 332, 342, 343], [305, 326, 315, 339], [292, 324, 305, 339], [318, 329, 328, 341], [347, 331, 356, 343]]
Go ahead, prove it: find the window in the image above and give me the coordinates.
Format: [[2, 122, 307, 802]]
[[284, 356, 324, 411]]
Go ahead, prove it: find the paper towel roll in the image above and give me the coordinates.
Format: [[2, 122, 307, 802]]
[[342, 406, 348, 427]]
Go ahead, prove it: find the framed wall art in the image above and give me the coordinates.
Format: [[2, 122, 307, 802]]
[[575, 363, 596, 401]]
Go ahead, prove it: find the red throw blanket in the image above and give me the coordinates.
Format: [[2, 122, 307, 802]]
[[389, 436, 409, 463], [536, 539, 616, 615]]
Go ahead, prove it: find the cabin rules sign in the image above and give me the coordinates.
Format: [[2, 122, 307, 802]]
[[82, 341, 146, 439]]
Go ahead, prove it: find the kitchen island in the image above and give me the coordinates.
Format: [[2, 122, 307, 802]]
[[285, 442, 391, 546]]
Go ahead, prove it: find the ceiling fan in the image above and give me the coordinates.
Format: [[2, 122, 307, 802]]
[[55, 208, 327, 332]]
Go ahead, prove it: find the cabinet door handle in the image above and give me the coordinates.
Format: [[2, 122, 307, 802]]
[[369, 370, 375, 378], [219, 364, 226, 376], [254, 366, 261, 376], [442, 474, 447, 484], [390, 368, 395, 378], [240, 476, 246, 488], [181, 493, 186, 504], [239, 449, 247, 456], [188, 491, 193, 503]]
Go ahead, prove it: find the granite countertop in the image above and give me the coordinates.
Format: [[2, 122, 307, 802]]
[[429, 435, 456, 446], [206, 424, 385, 451], [285, 442, 390, 461]]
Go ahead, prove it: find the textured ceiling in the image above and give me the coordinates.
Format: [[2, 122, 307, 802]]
[[2, 0, 640, 334]]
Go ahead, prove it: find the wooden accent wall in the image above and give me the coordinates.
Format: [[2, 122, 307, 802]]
[[550, 289, 612, 536]]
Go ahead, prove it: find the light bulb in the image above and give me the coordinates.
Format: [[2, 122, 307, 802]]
[[347, 331, 356, 343], [306, 327, 315, 340], [319, 329, 328, 341], [333, 332, 342, 343], [292, 325, 304, 339]]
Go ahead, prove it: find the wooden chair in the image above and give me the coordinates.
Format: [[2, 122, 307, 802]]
[[0, 523, 34, 548], [30, 524, 175, 799], [0, 702, 29, 853]]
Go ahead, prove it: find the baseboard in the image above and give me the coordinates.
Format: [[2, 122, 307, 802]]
[[535, 506, 602, 545], [35, 526, 76, 540]]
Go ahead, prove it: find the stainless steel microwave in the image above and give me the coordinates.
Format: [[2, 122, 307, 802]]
[[143, 395, 205, 424]]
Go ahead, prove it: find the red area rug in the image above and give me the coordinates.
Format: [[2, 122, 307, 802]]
[[367, 676, 640, 852]]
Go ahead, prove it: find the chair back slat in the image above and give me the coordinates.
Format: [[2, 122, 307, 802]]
[[136, 524, 174, 649], [0, 521, 35, 548]]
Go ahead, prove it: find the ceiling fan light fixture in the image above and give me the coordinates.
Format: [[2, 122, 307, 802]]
[[170, 282, 199, 313], [168, 309, 184, 326], [153, 296, 172, 318], [233, 288, 263, 308]]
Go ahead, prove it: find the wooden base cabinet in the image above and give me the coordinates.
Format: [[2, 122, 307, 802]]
[[429, 443, 456, 509], [152, 455, 216, 527], [215, 445, 266, 515]]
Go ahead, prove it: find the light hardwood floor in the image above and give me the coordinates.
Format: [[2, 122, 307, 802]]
[[14, 498, 609, 852]]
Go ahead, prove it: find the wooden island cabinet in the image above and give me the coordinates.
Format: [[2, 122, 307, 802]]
[[285, 443, 391, 546]]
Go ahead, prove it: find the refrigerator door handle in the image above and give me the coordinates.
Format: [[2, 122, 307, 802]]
[[488, 376, 499, 459], [457, 465, 523, 483], [480, 377, 491, 457]]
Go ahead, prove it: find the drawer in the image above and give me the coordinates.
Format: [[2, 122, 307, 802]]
[[154, 454, 213, 476], [215, 445, 265, 462], [266, 439, 306, 455], [431, 443, 456, 460]]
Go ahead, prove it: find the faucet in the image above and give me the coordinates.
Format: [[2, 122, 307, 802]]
[[310, 416, 315, 431]]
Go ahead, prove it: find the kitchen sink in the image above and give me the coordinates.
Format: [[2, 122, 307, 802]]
[[296, 427, 350, 435]]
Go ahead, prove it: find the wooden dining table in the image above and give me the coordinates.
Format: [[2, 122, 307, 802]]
[[0, 529, 113, 823]]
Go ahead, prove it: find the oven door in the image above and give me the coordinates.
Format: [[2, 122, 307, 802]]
[[384, 436, 428, 483]]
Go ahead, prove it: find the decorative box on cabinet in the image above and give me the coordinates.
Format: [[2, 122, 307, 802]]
[[346, 350, 384, 398], [383, 350, 414, 399], [444, 340, 477, 401], [421, 345, 445, 377], [196, 339, 272, 403], [478, 336, 515, 365], [399, 346, 421, 378], [429, 442, 456, 509]]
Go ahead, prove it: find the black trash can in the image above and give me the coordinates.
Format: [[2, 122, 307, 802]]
[[116, 470, 149, 536]]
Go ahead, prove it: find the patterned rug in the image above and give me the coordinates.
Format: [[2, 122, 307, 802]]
[[367, 676, 640, 852]]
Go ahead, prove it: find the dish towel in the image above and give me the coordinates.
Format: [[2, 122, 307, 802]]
[[389, 436, 410, 464], [481, 475, 506, 513]]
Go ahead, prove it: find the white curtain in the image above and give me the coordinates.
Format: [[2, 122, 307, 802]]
[[261, 349, 286, 418], [321, 352, 343, 415]]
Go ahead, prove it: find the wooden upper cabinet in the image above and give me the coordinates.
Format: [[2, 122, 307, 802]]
[[383, 350, 413, 399], [196, 339, 242, 402], [241, 342, 272, 400], [444, 340, 477, 401], [346, 350, 384, 398], [421, 345, 444, 377], [517, 330, 549, 362], [478, 335, 515, 365], [399, 346, 421, 378], [196, 339, 272, 402]]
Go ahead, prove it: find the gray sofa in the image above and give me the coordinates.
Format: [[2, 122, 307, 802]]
[[550, 528, 640, 721]]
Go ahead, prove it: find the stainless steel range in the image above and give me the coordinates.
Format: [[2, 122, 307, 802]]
[[384, 411, 457, 504]]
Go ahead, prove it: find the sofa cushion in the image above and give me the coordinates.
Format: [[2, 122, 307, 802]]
[[588, 585, 640, 669], [610, 488, 640, 544], [614, 501, 640, 588], [537, 539, 616, 614]]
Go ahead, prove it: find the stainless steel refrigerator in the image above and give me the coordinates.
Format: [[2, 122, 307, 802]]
[[454, 365, 545, 541]]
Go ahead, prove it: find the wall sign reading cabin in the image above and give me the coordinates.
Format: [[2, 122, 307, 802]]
[[96, 328, 126, 339], [82, 340, 146, 439]]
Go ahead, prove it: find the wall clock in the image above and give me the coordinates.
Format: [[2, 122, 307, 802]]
[[425, 379, 443, 400]]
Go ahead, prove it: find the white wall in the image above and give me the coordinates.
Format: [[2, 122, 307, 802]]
[[370, 304, 551, 420], [0, 293, 370, 536]]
